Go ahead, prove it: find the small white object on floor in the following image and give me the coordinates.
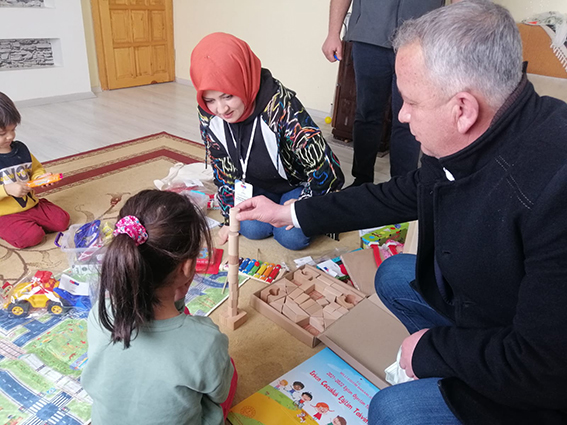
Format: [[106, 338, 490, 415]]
[[154, 162, 214, 190], [294, 256, 316, 268], [206, 216, 221, 229], [317, 259, 343, 277], [385, 346, 414, 385]]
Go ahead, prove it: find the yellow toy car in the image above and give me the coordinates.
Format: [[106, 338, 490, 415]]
[[2, 271, 65, 317]]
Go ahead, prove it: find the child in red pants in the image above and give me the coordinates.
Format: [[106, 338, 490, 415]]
[[0, 92, 69, 248]]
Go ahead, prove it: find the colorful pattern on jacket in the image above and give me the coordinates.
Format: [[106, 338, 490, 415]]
[[198, 78, 344, 219], [0, 141, 44, 216]]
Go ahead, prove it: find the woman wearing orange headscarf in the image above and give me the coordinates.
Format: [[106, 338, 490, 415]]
[[191, 33, 344, 250]]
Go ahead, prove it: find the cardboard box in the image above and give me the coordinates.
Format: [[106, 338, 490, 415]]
[[249, 264, 409, 389]]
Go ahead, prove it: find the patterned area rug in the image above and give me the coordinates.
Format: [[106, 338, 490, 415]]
[[0, 132, 362, 420], [1, 132, 207, 285]]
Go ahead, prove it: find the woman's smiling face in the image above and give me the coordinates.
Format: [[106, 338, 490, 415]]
[[202, 90, 246, 123]]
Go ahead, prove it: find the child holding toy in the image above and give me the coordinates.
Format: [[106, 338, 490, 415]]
[[82, 190, 237, 424], [190, 32, 344, 251], [0, 92, 69, 249]]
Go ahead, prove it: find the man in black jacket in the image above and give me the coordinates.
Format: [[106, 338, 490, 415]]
[[237, 1, 567, 424]]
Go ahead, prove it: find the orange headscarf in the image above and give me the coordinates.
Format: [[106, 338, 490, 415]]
[[190, 32, 262, 123]]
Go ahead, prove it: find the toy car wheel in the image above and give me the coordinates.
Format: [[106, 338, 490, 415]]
[[9, 301, 30, 317], [47, 301, 65, 315]]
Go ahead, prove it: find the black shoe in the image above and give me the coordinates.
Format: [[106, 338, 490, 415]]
[[343, 178, 372, 190]]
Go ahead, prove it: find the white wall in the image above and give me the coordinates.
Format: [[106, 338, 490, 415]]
[[0, 1, 93, 103], [172, 0, 566, 115], [173, 0, 337, 114], [494, 0, 566, 20]]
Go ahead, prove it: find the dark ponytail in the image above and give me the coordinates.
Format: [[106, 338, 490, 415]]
[[98, 190, 212, 348]]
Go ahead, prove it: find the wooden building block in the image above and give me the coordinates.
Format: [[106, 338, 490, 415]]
[[323, 305, 336, 315], [311, 309, 324, 318], [269, 298, 285, 313], [327, 286, 344, 298], [293, 272, 314, 287], [324, 317, 336, 328], [267, 292, 286, 304], [294, 293, 310, 305], [310, 316, 326, 333], [327, 301, 342, 311], [317, 274, 339, 286], [289, 287, 305, 300], [336, 294, 355, 310], [299, 298, 316, 310], [316, 298, 330, 307], [260, 286, 283, 303], [305, 303, 323, 315], [298, 282, 316, 294], [282, 304, 309, 323], [297, 267, 320, 280]]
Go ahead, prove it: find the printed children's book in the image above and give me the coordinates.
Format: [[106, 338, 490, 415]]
[[360, 223, 409, 249], [184, 271, 248, 316], [228, 348, 379, 425]]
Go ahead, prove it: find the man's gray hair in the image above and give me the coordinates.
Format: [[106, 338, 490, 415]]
[[393, 0, 523, 109]]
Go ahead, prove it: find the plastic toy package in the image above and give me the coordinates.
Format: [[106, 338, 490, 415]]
[[179, 189, 219, 210], [1, 270, 94, 318], [55, 220, 113, 271]]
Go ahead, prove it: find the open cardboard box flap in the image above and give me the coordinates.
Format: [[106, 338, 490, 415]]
[[319, 293, 409, 389]]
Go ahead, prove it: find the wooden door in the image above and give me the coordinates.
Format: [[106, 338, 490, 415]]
[[92, 0, 175, 90]]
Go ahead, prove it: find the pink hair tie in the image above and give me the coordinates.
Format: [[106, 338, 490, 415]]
[[113, 215, 148, 246]]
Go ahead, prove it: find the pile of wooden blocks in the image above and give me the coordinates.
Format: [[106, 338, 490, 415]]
[[258, 265, 364, 336]]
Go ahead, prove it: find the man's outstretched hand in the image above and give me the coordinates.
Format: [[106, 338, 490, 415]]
[[236, 195, 294, 229]]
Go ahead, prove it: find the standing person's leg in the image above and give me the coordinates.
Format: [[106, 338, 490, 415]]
[[272, 187, 311, 251], [369, 378, 462, 425], [351, 42, 395, 185], [389, 74, 421, 177], [375, 254, 453, 334]]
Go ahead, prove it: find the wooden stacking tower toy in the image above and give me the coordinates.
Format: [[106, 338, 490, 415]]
[[220, 207, 248, 330]]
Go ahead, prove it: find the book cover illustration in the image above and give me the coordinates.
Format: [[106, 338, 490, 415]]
[[228, 348, 378, 425], [184, 271, 248, 316]]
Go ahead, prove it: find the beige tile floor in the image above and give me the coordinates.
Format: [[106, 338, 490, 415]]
[[15, 82, 391, 186]]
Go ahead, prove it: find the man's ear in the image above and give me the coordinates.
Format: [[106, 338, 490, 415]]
[[452, 91, 480, 134]]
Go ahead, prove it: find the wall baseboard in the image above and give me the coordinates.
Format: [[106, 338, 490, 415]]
[[174, 77, 331, 118], [175, 77, 193, 87], [15, 91, 96, 108]]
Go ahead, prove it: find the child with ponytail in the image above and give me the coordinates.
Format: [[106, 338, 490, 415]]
[[82, 190, 236, 424]]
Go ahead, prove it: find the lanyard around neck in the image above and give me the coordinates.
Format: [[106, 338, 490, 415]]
[[228, 117, 258, 183]]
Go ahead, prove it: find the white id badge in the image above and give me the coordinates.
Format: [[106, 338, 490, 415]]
[[234, 180, 253, 205]]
